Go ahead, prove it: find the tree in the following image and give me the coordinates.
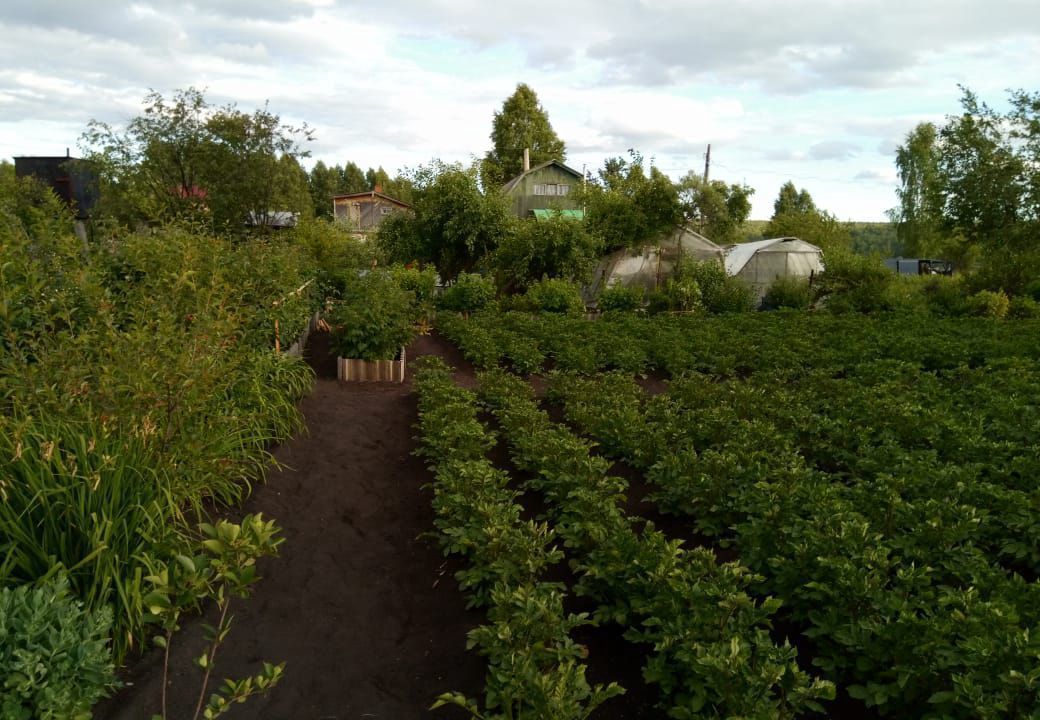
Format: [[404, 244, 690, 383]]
[[678, 174, 754, 244], [893, 122, 946, 257], [80, 88, 313, 232], [773, 181, 816, 217], [308, 161, 340, 218], [375, 161, 511, 280], [766, 182, 851, 252], [482, 84, 566, 187], [492, 213, 601, 292], [340, 162, 368, 194], [936, 88, 1028, 250], [583, 151, 682, 251]]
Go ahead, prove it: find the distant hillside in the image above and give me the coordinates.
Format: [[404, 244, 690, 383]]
[[739, 220, 901, 257]]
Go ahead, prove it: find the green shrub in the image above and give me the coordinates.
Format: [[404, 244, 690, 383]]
[[1008, 295, 1040, 318], [815, 251, 894, 314], [329, 271, 415, 359], [597, 284, 644, 312], [677, 259, 755, 313], [391, 264, 437, 322], [438, 272, 496, 314], [0, 574, 117, 719], [648, 277, 702, 313], [521, 278, 585, 314], [967, 289, 1010, 319], [762, 277, 812, 310], [915, 275, 970, 317]]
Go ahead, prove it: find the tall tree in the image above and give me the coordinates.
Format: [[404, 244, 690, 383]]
[[482, 83, 566, 187], [583, 151, 682, 251], [678, 173, 754, 244], [772, 181, 817, 217], [375, 161, 510, 280], [340, 162, 368, 194], [894, 122, 945, 257], [766, 182, 850, 252], [81, 88, 312, 232]]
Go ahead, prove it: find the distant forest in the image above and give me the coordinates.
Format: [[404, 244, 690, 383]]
[[743, 220, 902, 257]]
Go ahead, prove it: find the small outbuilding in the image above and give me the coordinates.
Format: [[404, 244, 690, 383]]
[[585, 225, 725, 302], [332, 186, 411, 235], [724, 237, 823, 300]]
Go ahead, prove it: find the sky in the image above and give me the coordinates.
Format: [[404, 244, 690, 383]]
[[1, 1, 1038, 221]]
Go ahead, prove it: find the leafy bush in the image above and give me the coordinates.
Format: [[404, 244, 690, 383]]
[[597, 284, 644, 312], [438, 272, 495, 314], [1008, 295, 1040, 318], [648, 277, 702, 313], [762, 276, 812, 310], [916, 275, 970, 317], [966, 289, 1010, 319], [329, 271, 415, 360], [520, 278, 585, 314], [391, 264, 437, 322], [815, 251, 895, 313], [0, 574, 117, 719], [677, 259, 755, 313]]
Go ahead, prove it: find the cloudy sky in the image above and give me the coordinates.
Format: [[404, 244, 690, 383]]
[[2, 1, 1038, 220]]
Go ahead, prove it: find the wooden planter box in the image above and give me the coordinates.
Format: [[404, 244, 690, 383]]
[[337, 348, 406, 383]]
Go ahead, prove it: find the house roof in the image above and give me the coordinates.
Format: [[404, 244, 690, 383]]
[[502, 159, 584, 194], [331, 190, 412, 208], [724, 237, 822, 276]]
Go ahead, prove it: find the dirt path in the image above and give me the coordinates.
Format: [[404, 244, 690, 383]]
[[99, 332, 483, 720]]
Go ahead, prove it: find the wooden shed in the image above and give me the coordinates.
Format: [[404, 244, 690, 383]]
[[332, 187, 411, 234], [502, 159, 584, 219]]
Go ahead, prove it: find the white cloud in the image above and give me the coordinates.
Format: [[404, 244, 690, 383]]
[[1, 0, 1038, 220]]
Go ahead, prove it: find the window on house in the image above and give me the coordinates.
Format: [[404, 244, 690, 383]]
[[533, 183, 571, 196], [380, 206, 393, 215]]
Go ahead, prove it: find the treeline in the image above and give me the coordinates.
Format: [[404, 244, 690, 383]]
[[893, 87, 1039, 292], [79, 87, 416, 232]]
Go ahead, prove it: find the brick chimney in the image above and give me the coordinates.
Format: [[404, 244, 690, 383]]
[[374, 183, 383, 194], [523, 148, 530, 173]]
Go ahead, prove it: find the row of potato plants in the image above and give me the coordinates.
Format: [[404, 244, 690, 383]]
[[1, 213, 321, 667], [547, 359, 1040, 719], [438, 310, 1040, 378], [475, 368, 834, 719], [411, 357, 622, 719]]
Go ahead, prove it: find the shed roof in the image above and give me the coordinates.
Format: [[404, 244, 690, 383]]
[[331, 190, 411, 208], [502, 159, 584, 194], [724, 237, 822, 276]]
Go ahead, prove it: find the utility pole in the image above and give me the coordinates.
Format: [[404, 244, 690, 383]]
[[702, 143, 711, 184]]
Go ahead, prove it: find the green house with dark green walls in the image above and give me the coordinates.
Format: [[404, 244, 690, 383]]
[[502, 159, 584, 219]]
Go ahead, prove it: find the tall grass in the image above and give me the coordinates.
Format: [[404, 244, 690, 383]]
[[1, 199, 320, 661]]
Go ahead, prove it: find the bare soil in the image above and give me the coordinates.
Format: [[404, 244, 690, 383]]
[[99, 331, 484, 720]]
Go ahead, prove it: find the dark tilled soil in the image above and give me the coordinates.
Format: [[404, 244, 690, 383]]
[[99, 331, 484, 720]]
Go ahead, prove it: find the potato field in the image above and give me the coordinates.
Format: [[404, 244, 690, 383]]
[[421, 309, 1040, 719]]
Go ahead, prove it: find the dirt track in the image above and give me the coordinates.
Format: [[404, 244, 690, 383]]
[[99, 332, 484, 720]]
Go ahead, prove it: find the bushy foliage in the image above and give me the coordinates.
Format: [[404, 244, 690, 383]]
[[597, 284, 644, 312], [391, 264, 437, 322], [676, 259, 755, 314], [521, 278, 585, 314], [375, 161, 511, 281], [762, 276, 812, 310], [438, 272, 496, 314], [815, 251, 896, 314], [492, 213, 601, 291], [648, 277, 702, 314], [966, 289, 1011, 319], [0, 574, 116, 719], [329, 271, 415, 360], [0, 205, 315, 658], [1008, 295, 1040, 318]]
